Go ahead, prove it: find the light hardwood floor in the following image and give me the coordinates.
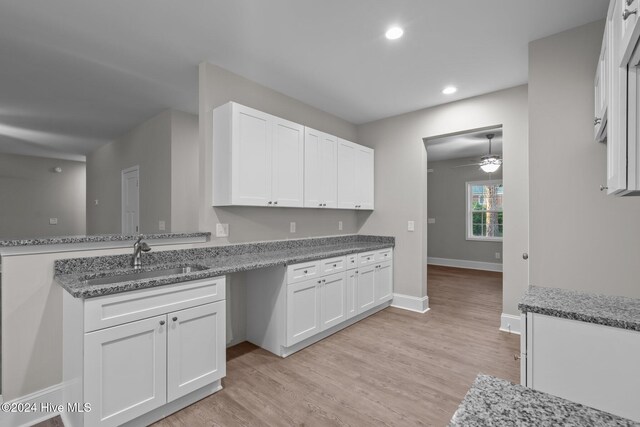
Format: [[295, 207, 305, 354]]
[[153, 266, 519, 426], [35, 266, 519, 427]]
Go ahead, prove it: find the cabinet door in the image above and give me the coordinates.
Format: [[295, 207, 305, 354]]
[[626, 39, 640, 192], [84, 315, 167, 427], [356, 265, 376, 314], [232, 104, 272, 206], [621, 0, 639, 56], [355, 145, 374, 210], [319, 133, 338, 208], [304, 127, 323, 208], [287, 278, 321, 346], [320, 272, 347, 331], [346, 269, 358, 320], [337, 139, 357, 209], [374, 261, 393, 304], [272, 117, 304, 207], [167, 301, 226, 402]]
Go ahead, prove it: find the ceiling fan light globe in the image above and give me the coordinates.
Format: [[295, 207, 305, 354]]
[[480, 163, 501, 173]]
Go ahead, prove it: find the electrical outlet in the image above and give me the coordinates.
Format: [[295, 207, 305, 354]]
[[408, 220, 415, 231], [427, 218, 435, 224], [290, 222, 296, 233], [49, 218, 58, 225], [338, 221, 343, 231], [158, 220, 166, 231], [216, 223, 229, 237], [495, 252, 501, 260], [94, 199, 99, 206]]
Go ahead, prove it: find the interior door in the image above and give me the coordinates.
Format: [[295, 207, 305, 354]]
[[232, 104, 272, 206], [121, 166, 139, 234], [84, 315, 167, 427], [272, 117, 304, 207], [167, 301, 226, 402]]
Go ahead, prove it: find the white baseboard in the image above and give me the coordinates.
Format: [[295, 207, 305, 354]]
[[500, 313, 521, 335], [428, 257, 503, 272], [0, 383, 67, 427], [391, 293, 430, 313]]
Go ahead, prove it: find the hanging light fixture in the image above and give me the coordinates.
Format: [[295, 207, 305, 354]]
[[480, 134, 502, 173]]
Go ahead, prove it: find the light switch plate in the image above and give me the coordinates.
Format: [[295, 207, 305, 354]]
[[495, 252, 501, 260], [407, 220, 415, 231], [290, 222, 296, 233], [216, 223, 229, 237], [158, 220, 166, 231], [427, 218, 435, 224], [338, 221, 343, 231], [49, 218, 58, 225]]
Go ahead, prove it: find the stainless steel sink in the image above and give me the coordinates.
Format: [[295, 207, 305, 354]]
[[82, 265, 208, 286]]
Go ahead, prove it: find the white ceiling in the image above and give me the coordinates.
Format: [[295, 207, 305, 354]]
[[426, 128, 503, 162], [0, 0, 608, 160]]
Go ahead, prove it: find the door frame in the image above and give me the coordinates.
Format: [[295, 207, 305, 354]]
[[121, 165, 140, 234]]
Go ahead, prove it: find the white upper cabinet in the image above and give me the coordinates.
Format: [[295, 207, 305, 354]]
[[304, 127, 337, 208], [213, 102, 373, 208], [212, 102, 304, 207], [272, 117, 305, 207], [338, 139, 374, 209]]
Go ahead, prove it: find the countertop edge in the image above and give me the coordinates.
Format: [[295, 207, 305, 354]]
[[56, 242, 395, 299]]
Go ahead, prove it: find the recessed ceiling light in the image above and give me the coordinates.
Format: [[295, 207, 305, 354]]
[[385, 27, 404, 40], [442, 86, 458, 95]]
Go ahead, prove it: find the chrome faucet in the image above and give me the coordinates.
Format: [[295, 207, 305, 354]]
[[132, 236, 151, 269]]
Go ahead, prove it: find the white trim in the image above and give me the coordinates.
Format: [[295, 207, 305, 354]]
[[428, 257, 503, 272], [499, 313, 521, 335], [0, 383, 69, 427], [391, 293, 430, 313]]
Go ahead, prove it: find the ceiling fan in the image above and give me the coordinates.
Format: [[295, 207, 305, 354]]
[[453, 133, 502, 173]]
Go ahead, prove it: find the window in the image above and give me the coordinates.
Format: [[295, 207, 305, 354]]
[[466, 180, 503, 241]]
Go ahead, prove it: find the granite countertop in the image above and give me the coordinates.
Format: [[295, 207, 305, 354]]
[[0, 232, 210, 247], [518, 286, 640, 332], [54, 235, 394, 299], [449, 375, 638, 426]]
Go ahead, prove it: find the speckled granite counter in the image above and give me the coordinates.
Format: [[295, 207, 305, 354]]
[[55, 235, 394, 298], [449, 375, 638, 426], [518, 286, 640, 332], [0, 232, 210, 247]]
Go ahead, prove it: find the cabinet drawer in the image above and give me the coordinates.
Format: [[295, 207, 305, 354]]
[[84, 277, 225, 333], [358, 251, 377, 267], [287, 261, 320, 284], [346, 254, 357, 270], [319, 256, 346, 275], [375, 248, 393, 262]]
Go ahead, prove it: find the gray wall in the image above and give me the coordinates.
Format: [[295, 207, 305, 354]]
[[170, 110, 200, 232], [529, 20, 640, 298], [86, 110, 173, 234], [198, 62, 363, 243], [0, 153, 85, 239], [427, 157, 503, 264], [356, 85, 529, 315]]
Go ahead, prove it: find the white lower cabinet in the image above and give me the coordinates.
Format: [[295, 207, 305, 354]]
[[247, 248, 393, 357], [84, 315, 167, 427], [167, 301, 226, 402], [64, 277, 226, 427], [521, 312, 640, 421], [287, 279, 322, 346]]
